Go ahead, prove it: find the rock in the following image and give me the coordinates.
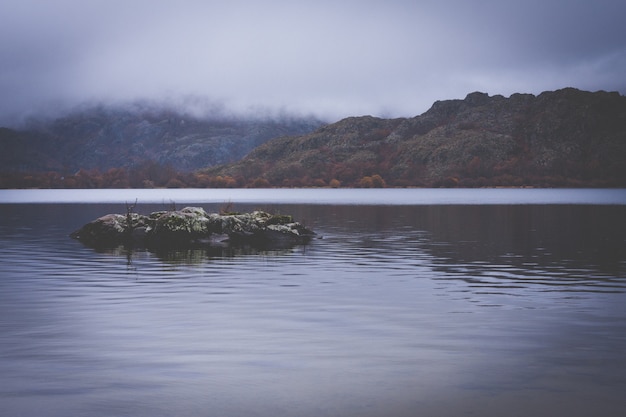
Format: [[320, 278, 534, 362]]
[[71, 207, 316, 249], [205, 87, 626, 187]]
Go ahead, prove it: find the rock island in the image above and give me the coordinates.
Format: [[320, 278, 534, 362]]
[[71, 206, 316, 249]]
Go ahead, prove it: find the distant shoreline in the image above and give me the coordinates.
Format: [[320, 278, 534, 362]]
[[2, 188, 625, 206]]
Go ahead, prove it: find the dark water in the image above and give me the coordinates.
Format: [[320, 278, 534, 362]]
[[1, 199, 626, 417]]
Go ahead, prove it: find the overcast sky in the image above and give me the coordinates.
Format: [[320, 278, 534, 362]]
[[1, 0, 625, 125]]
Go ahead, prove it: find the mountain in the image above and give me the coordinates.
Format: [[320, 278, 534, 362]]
[[3, 88, 625, 189], [0, 105, 324, 173], [205, 88, 626, 187]]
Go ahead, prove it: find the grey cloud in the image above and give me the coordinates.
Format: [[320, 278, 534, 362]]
[[1, 0, 625, 126]]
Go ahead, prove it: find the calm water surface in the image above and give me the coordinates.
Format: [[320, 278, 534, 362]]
[[1, 189, 626, 417]]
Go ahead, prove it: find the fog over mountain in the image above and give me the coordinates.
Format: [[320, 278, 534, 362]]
[[0, 103, 324, 173], [1, 0, 625, 126]]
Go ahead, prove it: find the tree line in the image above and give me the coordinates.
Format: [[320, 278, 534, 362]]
[[0, 166, 388, 189], [1, 159, 620, 189]]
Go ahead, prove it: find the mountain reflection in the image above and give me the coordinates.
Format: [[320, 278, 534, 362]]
[[413, 205, 626, 282], [282, 203, 626, 292]]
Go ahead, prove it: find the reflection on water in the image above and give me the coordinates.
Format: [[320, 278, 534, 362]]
[[95, 244, 302, 266], [1, 200, 626, 417]]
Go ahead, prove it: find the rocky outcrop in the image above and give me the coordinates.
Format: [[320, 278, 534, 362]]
[[206, 88, 626, 187], [71, 207, 316, 249]]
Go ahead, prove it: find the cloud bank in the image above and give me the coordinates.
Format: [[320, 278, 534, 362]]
[[1, 0, 625, 125]]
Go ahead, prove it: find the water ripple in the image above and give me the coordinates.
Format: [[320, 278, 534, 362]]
[[2, 202, 626, 417]]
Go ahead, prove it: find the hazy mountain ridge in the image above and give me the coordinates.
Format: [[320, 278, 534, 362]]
[[2, 88, 625, 188], [206, 88, 626, 187], [0, 105, 325, 173]]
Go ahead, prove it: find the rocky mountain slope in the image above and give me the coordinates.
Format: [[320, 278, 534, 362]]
[[205, 88, 626, 187], [1, 105, 324, 173]]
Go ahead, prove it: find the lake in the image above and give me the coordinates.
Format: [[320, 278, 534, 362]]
[[1, 189, 626, 417]]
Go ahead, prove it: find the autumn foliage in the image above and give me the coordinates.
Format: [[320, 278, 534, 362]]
[[4, 159, 622, 189], [2, 88, 625, 189]]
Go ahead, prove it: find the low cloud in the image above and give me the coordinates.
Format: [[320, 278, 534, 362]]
[[1, 0, 625, 125]]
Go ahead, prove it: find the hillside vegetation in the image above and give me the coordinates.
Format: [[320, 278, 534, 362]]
[[2, 88, 625, 188], [0, 105, 323, 175], [202, 88, 626, 187]]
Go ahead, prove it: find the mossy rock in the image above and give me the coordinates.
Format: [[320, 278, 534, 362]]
[[266, 214, 293, 225], [71, 206, 315, 250]]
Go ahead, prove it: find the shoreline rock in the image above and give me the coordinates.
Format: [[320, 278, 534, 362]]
[[71, 207, 316, 249]]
